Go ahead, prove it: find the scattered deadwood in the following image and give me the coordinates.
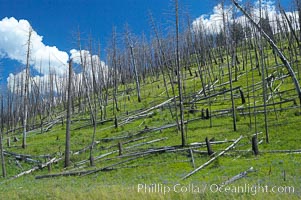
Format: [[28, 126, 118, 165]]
[[189, 139, 236, 147], [231, 0, 301, 104], [190, 86, 241, 103], [4, 157, 62, 182], [35, 170, 96, 179], [181, 135, 243, 180], [94, 112, 155, 134], [82, 154, 152, 176], [3, 150, 51, 159], [43, 119, 61, 132], [219, 167, 255, 186], [100, 117, 203, 142], [263, 149, 301, 154], [118, 146, 177, 158], [72, 118, 113, 131], [41, 155, 149, 179], [104, 136, 149, 149], [74, 137, 168, 167]]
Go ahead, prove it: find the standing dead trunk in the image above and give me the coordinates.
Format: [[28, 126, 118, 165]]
[[205, 137, 214, 156], [222, 1, 237, 131], [0, 96, 6, 177], [22, 27, 32, 149], [64, 60, 73, 168], [129, 45, 142, 102], [175, 0, 186, 147], [252, 135, 259, 156]]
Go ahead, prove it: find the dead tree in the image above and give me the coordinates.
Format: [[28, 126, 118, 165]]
[[22, 27, 32, 149], [111, 27, 120, 113], [77, 34, 98, 166], [175, 0, 186, 147], [252, 135, 259, 156], [205, 137, 214, 156], [125, 27, 142, 103], [0, 96, 6, 177], [231, 0, 301, 105], [222, 1, 237, 131], [64, 60, 73, 168]]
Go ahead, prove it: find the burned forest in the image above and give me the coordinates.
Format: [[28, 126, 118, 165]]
[[0, 0, 301, 199]]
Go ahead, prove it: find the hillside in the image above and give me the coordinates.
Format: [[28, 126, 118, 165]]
[[1, 1, 301, 199]]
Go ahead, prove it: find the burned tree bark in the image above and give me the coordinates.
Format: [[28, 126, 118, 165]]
[[205, 137, 214, 156], [64, 60, 73, 168], [129, 45, 142, 102], [175, 0, 186, 147], [22, 27, 32, 149], [0, 96, 6, 177], [252, 135, 259, 156]]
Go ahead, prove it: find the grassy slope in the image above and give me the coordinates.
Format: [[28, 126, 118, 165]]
[[0, 40, 301, 200]]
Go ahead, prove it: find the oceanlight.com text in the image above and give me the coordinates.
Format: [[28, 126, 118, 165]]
[[137, 183, 295, 195]]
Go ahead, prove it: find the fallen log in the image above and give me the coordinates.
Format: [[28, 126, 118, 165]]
[[4, 157, 62, 182], [263, 149, 301, 153], [72, 118, 113, 131], [219, 167, 255, 186], [82, 154, 153, 176], [74, 137, 168, 167], [3, 150, 51, 159], [35, 170, 95, 179], [189, 140, 236, 147], [190, 86, 241, 103], [181, 135, 243, 180], [104, 136, 149, 149]]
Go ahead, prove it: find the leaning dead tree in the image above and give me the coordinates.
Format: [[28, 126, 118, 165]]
[[231, 0, 301, 105]]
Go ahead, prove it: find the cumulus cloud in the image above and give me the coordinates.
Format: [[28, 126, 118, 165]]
[[0, 17, 69, 76], [192, 4, 233, 33], [1, 17, 109, 94]]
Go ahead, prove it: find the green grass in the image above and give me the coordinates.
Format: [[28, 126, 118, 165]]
[[1, 37, 301, 199]]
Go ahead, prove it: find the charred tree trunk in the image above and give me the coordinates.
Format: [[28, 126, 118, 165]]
[[130, 45, 142, 102], [64, 60, 73, 168], [0, 96, 6, 177], [175, 0, 186, 147], [22, 27, 32, 149]]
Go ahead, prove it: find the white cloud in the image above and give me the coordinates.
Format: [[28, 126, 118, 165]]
[[192, 0, 299, 34], [0, 17, 69, 76], [1, 17, 108, 94], [192, 4, 233, 33]]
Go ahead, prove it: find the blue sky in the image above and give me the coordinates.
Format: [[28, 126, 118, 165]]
[[0, 0, 295, 92], [0, 0, 218, 53]]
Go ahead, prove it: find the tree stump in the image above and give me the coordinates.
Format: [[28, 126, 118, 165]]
[[7, 137, 11, 147], [118, 142, 123, 156], [205, 137, 214, 156], [252, 135, 259, 156]]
